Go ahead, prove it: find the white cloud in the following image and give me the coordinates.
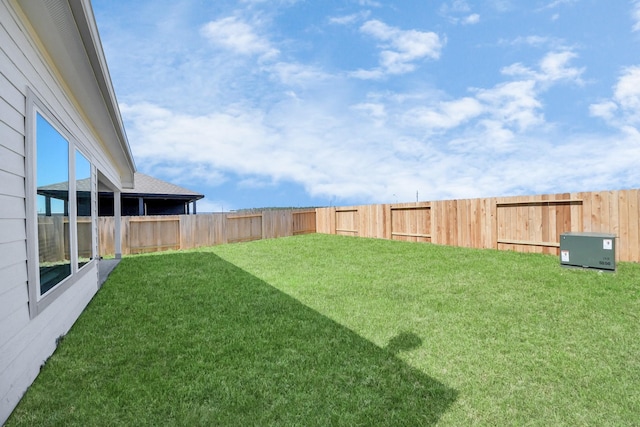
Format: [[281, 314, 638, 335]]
[[488, 0, 513, 12], [440, 1, 480, 25], [539, 0, 578, 10], [404, 97, 484, 130], [613, 66, 640, 113], [357, 0, 382, 7], [501, 50, 584, 86], [351, 102, 387, 125], [503, 35, 548, 47], [589, 101, 617, 122], [501, 62, 537, 79], [591, 65, 640, 128], [535, 1, 576, 23], [475, 80, 543, 131], [440, 0, 471, 14], [267, 62, 332, 86], [538, 51, 584, 83], [349, 68, 385, 80], [501, 35, 569, 50], [462, 14, 480, 25], [355, 19, 443, 78], [200, 16, 279, 59], [121, 99, 380, 199], [633, 1, 640, 31], [329, 11, 370, 25], [119, 97, 410, 202], [402, 50, 583, 137]]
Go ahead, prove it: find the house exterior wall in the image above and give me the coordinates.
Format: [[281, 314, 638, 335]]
[[145, 199, 189, 215], [0, 1, 127, 422]]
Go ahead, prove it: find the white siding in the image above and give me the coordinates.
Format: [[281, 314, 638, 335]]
[[0, 1, 124, 422], [0, 119, 24, 156]]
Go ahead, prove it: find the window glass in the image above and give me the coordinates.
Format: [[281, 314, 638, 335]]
[[76, 150, 93, 269], [36, 113, 71, 295]]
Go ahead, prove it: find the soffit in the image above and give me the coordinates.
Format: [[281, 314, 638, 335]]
[[15, 0, 135, 188]]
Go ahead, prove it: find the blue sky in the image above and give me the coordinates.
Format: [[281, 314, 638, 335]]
[[92, 0, 640, 212], [36, 113, 68, 214]]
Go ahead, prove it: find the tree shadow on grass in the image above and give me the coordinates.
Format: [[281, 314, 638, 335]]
[[9, 252, 458, 426], [385, 332, 423, 355]]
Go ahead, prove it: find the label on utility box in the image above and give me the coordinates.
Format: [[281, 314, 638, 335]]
[[561, 250, 570, 262], [603, 239, 613, 250]]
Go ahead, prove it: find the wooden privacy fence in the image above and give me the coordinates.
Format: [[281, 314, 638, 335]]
[[98, 209, 316, 256], [38, 216, 92, 262], [316, 189, 640, 263]]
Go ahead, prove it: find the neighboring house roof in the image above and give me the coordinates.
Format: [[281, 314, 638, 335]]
[[17, 0, 136, 188], [122, 173, 204, 201], [39, 172, 204, 202]]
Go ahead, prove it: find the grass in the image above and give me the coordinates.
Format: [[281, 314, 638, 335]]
[[7, 234, 640, 426]]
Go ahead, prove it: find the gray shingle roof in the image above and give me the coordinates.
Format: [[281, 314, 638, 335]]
[[39, 172, 203, 200], [123, 173, 203, 198]]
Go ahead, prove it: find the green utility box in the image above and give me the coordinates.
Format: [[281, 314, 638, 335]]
[[560, 232, 616, 271]]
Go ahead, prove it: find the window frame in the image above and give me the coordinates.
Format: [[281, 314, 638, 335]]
[[75, 149, 95, 271], [26, 89, 96, 318]]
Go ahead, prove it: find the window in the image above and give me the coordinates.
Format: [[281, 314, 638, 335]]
[[26, 91, 95, 316], [36, 113, 71, 294]]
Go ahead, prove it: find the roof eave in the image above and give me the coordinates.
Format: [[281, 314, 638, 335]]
[[69, 0, 136, 187], [16, 0, 136, 189], [122, 193, 205, 202]]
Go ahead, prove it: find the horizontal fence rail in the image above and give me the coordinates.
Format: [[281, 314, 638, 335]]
[[99, 209, 316, 256], [316, 189, 640, 263]]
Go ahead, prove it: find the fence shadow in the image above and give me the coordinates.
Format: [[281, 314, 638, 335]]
[[13, 251, 458, 426]]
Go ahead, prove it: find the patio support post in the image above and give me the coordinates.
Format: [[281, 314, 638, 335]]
[[114, 190, 122, 259]]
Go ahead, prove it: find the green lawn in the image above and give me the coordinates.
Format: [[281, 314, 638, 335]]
[[8, 234, 640, 426]]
